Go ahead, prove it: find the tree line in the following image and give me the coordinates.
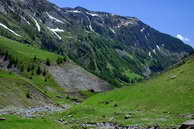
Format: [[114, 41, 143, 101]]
[[0, 49, 67, 77]]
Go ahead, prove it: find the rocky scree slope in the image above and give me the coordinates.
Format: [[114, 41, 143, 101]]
[[0, 0, 193, 86]]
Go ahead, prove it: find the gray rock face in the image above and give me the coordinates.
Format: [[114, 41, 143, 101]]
[[48, 63, 111, 92]]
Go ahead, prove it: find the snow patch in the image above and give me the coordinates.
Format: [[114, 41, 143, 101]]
[[121, 21, 134, 27], [85, 15, 95, 32], [156, 45, 161, 51], [31, 17, 40, 32], [148, 51, 152, 57], [145, 35, 148, 40], [89, 25, 94, 32], [176, 34, 190, 42], [0, 22, 21, 37], [140, 28, 145, 32], [152, 49, 156, 54], [125, 21, 134, 25], [109, 27, 116, 34], [86, 12, 99, 17], [48, 27, 64, 40], [21, 16, 30, 25], [46, 12, 64, 24], [66, 10, 81, 13], [116, 20, 134, 28]]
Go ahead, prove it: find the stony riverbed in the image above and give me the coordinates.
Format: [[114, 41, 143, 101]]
[[0, 104, 70, 117]]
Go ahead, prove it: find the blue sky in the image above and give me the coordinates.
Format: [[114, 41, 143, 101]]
[[49, 0, 194, 47]]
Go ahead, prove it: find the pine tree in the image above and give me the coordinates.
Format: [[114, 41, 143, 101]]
[[4, 51, 9, 61], [46, 58, 51, 66], [20, 65, 25, 72], [33, 56, 37, 61], [36, 66, 42, 75], [27, 65, 31, 72], [43, 69, 47, 76], [63, 56, 67, 62]]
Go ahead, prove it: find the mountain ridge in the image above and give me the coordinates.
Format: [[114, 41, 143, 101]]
[[0, 0, 193, 86], [0, 0, 194, 128]]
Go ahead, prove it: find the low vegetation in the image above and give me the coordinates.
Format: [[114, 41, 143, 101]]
[[0, 37, 70, 105], [0, 36, 194, 129], [60, 54, 194, 128]]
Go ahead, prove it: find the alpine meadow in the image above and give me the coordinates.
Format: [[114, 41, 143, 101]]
[[0, 0, 193, 129]]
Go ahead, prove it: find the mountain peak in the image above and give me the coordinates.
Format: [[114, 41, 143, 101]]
[[74, 6, 89, 12]]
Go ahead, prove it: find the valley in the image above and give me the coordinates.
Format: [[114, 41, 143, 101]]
[[0, 36, 193, 129], [0, 0, 193, 129]]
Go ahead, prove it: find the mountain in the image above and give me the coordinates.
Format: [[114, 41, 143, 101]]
[[0, 37, 111, 108], [0, 0, 194, 128], [0, 0, 193, 86], [1, 39, 194, 128]]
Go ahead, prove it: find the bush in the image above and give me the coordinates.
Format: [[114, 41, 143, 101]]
[[56, 57, 63, 64]]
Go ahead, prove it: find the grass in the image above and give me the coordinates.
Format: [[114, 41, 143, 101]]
[[0, 38, 73, 129], [60, 54, 194, 128], [0, 37, 61, 64], [0, 37, 73, 128], [0, 70, 46, 108], [0, 115, 70, 129], [0, 37, 72, 105], [1, 36, 194, 128]]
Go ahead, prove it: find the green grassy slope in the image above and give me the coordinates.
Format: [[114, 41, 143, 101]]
[[0, 37, 89, 129], [0, 70, 52, 108], [61, 54, 194, 127], [0, 37, 61, 63], [0, 37, 70, 105], [0, 115, 69, 129], [1, 36, 194, 129]]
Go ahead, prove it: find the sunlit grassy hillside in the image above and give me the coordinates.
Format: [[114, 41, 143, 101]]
[[62, 54, 194, 127]]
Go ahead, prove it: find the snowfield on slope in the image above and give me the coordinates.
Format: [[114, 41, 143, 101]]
[[0, 23, 21, 37]]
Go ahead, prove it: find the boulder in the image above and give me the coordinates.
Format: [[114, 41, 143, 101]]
[[0, 118, 6, 121], [179, 120, 194, 129]]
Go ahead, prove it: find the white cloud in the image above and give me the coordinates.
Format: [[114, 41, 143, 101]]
[[176, 34, 190, 42]]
